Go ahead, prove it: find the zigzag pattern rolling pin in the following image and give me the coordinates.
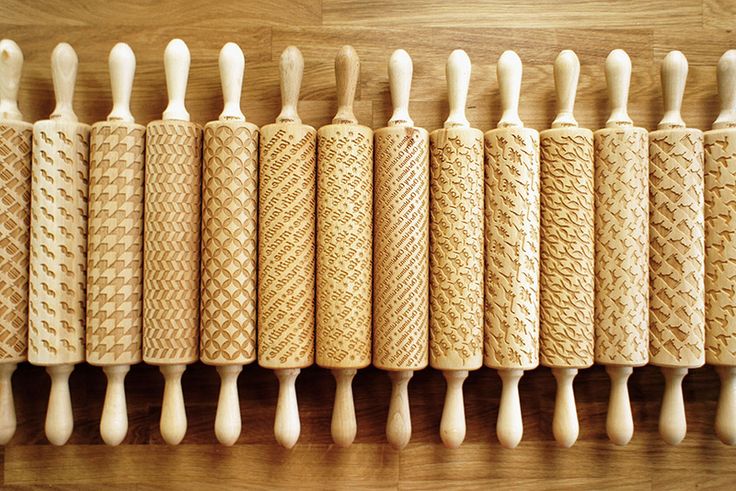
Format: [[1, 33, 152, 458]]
[[143, 39, 202, 445], [29, 43, 90, 446], [649, 50, 705, 446], [316, 46, 373, 448], [593, 49, 649, 446], [86, 43, 144, 447], [429, 49, 483, 449], [539, 50, 594, 448], [258, 46, 316, 449], [483, 50, 540, 449], [200, 42, 258, 446]]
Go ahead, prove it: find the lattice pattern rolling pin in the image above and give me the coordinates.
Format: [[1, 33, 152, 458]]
[[316, 46, 373, 448], [258, 46, 316, 449], [484, 50, 540, 449], [200, 43, 258, 446], [373, 49, 429, 450], [649, 51, 705, 446], [29, 43, 90, 446], [429, 49, 483, 449], [86, 43, 144, 446], [0, 39, 31, 445], [594, 49, 649, 446], [539, 50, 594, 448], [144, 39, 202, 446]]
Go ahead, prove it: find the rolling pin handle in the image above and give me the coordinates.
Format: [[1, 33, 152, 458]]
[[0, 363, 17, 445], [387, 49, 414, 127], [551, 49, 580, 128], [331, 368, 357, 448], [497, 368, 524, 449], [276, 46, 303, 124], [440, 369, 468, 449], [551, 367, 579, 448], [100, 364, 130, 446], [0, 39, 24, 121], [49, 42, 78, 123], [274, 368, 301, 449], [659, 366, 688, 445], [160, 364, 187, 445], [215, 365, 243, 446], [713, 49, 736, 129], [497, 50, 523, 128], [162, 38, 191, 122], [386, 370, 413, 450], [332, 45, 359, 125], [658, 50, 688, 130], [605, 365, 634, 446], [715, 366, 736, 445], [444, 49, 471, 129], [107, 43, 135, 123], [604, 49, 633, 128], [45, 364, 74, 446], [218, 42, 246, 122]]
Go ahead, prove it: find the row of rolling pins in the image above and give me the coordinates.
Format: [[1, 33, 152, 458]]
[[0, 37, 733, 451]]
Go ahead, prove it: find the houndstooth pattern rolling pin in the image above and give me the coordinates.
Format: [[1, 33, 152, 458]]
[[483, 50, 540, 449], [200, 42, 258, 446], [144, 39, 202, 445], [258, 46, 316, 449], [0, 39, 31, 445], [316, 46, 373, 448], [649, 51, 705, 446], [429, 49, 483, 449], [29, 43, 90, 446], [86, 43, 144, 446]]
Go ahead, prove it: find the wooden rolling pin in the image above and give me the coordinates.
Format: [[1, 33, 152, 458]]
[[649, 50, 705, 446], [143, 39, 202, 446], [704, 49, 736, 446], [86, 43, 144, 446], [539, 50, 594, 448], [373, 49, 429, 450], [29, 42, 89, 446], [200, 42, 258, 446], [429, 49, 483, 449], [483, 50, 540, 449], [316, 45, 372, 448], [258, 46, 316, 449], [0, 39, 31, 445], [593, 49, 649, 446]]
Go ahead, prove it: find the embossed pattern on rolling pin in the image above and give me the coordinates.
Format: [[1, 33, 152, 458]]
[[143, 120, 202, 365], [649, 129, 705, 368], [594, 127, 649, 366], [200, 121, 258, 365]]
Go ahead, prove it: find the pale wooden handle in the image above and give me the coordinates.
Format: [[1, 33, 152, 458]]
[[497, 369, 523, 449], [107, 43, 135, 122], [440, 370, 467, 449], [605, 365, 633, 446], [274, 368, 300, 449], [100, 365, 130, 446], [162, 39, 190, 121], [49, 42, 78, 122], [386, 370, 412, 450], [497, 50, 523, 128], [0, 363, 17, 445], [716, 366, 736, 445], [552, 368, 579, 448], [444, 49, 470, 128], [160, 364, 187, 445], [331, 368, 357, 448], [333, 45, 359, 125], [45, 364, 74, 446], [276, 46, 303, 124], [659, 367, 688, 445], [713, 50, 736, 129], [215, 365, 242, 446], [551, 49, 579, 128], [218, 42, 245, 122], [387, 49, 414, 127], [0, 39, 23, 121], [658, 50, 688, 129], [605, 49, 633, 127]]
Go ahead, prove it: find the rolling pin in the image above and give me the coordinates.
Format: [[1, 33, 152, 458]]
[[704, 49, 736, 446], [28, 42, 89, 446], [200, 42, 258, 446], [258, 46, 316, 449], [373, 49, 429, 450], [649, 50, 705, 446], [143, 39, 202, 446], [86, 43, 144, 446], [539, 50, 594, 448], [593, 49, 649, 446], [429, 49, 483, 449], [0, 39, 31, 444], [316, 45, 372, 448], [483, 50, 539, 449]]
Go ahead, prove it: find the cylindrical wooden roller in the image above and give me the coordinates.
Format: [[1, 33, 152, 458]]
[[483, 50, 539, 449], [539, 50, 594, 449], [200, 42, 258, 447], [86, 43, 144, 447], [705, 50, 736, 446], [373, 49, 429, 450], [29, 43, 90, 446], [143, 39, 202, 445], [429, 49, 483, 449], [649, 51, 705, 446], [0, 39, 31, 445], [593, 49, 649, 447], [316, 45, 373, 448], [258, 46, 316, 449]]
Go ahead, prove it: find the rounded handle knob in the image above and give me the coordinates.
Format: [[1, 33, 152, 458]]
[[387, 49, 414, 127], [659, 367, 688, 445], [658, 50, 688, 129], [605, 49, 633, 128], [50, 42, 78, 122], [605, 365, 634, 446], [162, 38, 190, 122], [276, 46, 303, 124], [551, 49, 579, 128], [218, 42, 245, 122], [100, 365, 130, 446], [440, 370, 468, 449], [160, 364, 187, 445], [274, 368, 300, 449], [331, 368, 357, 447], [713, 50, 736, 130], [497, 50, 523, 128], [386, 370, 413, 450], [0, 39, 24, 121], [215, 365, 242, 446], [333, 45, 359, 125], [551, 368, 579, 448], [444, 49, 471, 128], [497, 368, 524, 449], [715, 366, 736, 445], [45, 364, 74, 446], [107, 43, 135, 123], [0, 363, 17, 445]]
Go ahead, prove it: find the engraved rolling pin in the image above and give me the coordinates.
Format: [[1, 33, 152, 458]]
[[429, 49, 483, 449], [86, 43, 144, 446], [649, 51, 705, 446], [316, 45, 372, 448], [0, 39, 31, 444], [29, 43, 90, 446], [594, 49, 649, 446], [483, 50, 540, 449], [258, 46, 316, 449], [200, 42, 258, 446], [143, 39, 202, 445], [373, 49, 429, 450], [539, 50, 594, 448], [705, 50, 736, 446]]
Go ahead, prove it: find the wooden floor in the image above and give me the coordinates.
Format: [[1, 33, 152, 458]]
[[2, 0, 736, 489]]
